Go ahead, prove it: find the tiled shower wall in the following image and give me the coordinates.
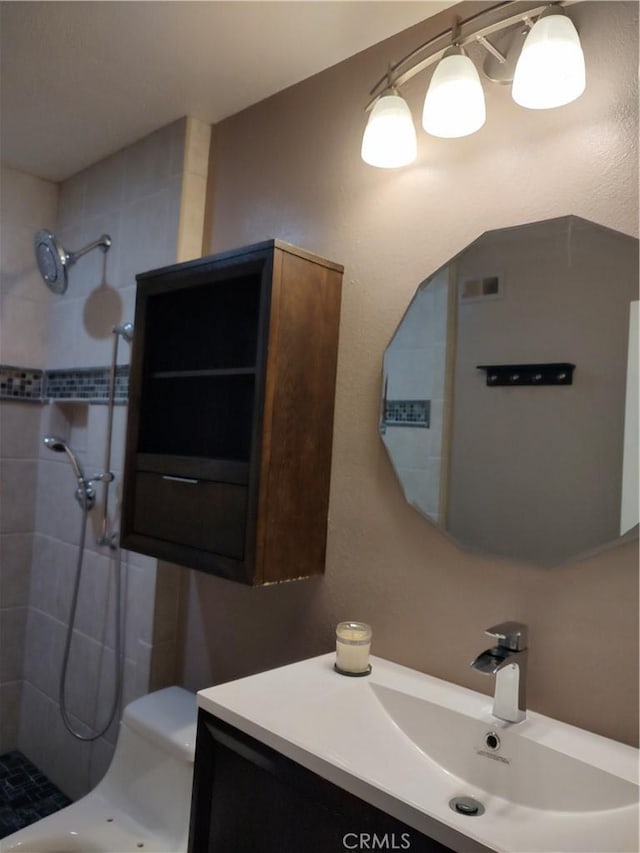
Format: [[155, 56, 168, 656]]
[[0, 167, 57, 753], [1, 117, 208, 799]]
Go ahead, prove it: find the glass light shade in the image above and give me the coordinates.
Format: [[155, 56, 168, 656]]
[[512, 13, 586, 109], [361, 93, 417, 168], [422, 50, 486, 138]]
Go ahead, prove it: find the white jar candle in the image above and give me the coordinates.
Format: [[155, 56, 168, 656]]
[[335, 622, 372, 675]]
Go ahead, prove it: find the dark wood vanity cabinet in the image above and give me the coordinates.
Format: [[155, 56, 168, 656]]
[[121, 240, 343, 585], [189, 712, 455, 853]]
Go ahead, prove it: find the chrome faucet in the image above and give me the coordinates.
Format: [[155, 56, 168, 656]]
[[471, 622, 528, 723]]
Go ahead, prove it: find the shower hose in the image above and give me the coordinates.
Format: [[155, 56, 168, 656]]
[[59, 490, 124, 742]]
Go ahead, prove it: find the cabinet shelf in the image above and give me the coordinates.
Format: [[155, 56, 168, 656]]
[[150, 367, 256, 380]]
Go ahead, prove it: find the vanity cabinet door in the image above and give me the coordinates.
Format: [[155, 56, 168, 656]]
[[189, 713, 455, 853], [121, 239, 342, 585]]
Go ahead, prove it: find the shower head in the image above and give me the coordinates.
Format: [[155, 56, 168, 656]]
[[34, 229, 112, 294], [43, 436, 67, 453], [43, 435, 86, 482]]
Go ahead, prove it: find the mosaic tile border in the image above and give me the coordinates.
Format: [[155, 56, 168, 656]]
[[383, 399, 431, 428], [0, 366, 44, 401], [46, 366, 129, 403], [0, 364, 129, 404]]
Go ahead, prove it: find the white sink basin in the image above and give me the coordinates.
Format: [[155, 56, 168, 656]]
[[198, 653, 639, 853], [371, 682, 637, 813]]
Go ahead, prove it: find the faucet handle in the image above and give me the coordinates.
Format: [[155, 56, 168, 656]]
[[485, 621, 528, 651]]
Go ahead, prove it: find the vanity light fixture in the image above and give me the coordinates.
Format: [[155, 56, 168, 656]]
[[422, 45, 486, 138], [361, 1, 585, 167], [512, 8, 586, 108], [361, 84, 417, 168]]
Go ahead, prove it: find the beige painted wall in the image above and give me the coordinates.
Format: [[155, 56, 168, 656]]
[[179, 1, 639, 746]]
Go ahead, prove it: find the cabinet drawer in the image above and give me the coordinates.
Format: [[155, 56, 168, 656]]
[[133, 472, 247, 559]]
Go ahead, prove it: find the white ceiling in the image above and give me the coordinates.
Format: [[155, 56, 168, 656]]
[[1, 1, 456, 183]]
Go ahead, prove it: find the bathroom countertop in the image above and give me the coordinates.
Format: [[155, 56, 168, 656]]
[[197, 653, 639, 853]]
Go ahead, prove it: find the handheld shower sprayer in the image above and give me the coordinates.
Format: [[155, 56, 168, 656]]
[[42, 435, 114, 510], [42, 435, 123, 743], [43, 436, 85, 482]]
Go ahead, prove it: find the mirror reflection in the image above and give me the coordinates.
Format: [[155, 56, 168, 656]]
[[381, 216, 639, 566]]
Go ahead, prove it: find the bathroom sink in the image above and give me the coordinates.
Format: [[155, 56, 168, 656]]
[[197, 653, 639, 853], [370, 682, 637, 813]]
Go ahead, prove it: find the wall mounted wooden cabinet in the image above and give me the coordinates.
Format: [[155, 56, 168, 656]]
[[121, 240, 343, 585]]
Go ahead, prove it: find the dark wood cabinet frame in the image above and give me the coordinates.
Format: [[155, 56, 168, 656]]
[[121, 240, 343, 585], [189, 711, 456, 853]]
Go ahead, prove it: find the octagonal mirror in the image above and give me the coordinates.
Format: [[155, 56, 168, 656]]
[[380, 216, 638, 566]]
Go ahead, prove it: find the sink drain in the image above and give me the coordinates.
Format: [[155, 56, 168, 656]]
[[449, 796, 485, 816]]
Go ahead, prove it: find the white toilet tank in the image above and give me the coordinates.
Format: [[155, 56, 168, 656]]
[[94, 686, 197, 844]]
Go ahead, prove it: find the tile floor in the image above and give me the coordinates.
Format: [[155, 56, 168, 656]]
[[0, 751, 71, 838]]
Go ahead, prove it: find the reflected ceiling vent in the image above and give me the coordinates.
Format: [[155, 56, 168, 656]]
[[460, 275, 503, 302]]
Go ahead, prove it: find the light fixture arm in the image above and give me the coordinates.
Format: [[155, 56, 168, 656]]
[[476, 35, 508, 65], [365, 0, 579, 111]]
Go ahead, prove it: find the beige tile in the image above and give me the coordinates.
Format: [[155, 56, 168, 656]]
[[0, 403, 43, 459], [0, 607, 27, 681], [0, 221, 50, 304], [30, 533, 62, 615], [84, 151, 126, 217], [0, 459, 38, 533], [19, 681, 55, 774], [124, 123, 175, 204], [57, 170, 87, 231], [88, 735, 116, 789], [23, 608, 65, 700], [72, 549, 112, 643], [176, 171, 207, 263], [117, 190, 177, 289], [46, 297, 81, 369], [37, 403, 87, 466], [66, 404, 89, 453], [98, 548, 128, 651], [97, 649, 136, 746], [47, 697, 93, 799], [55, 217, 119, 303], [54, 539, 82, 623], [169, 117, 189, 177], [0, 680, 22, 752], [0, 293, 48, 367], [78, 303, 121, 369], [86, 403, 128, 473], [36, 456, 90, 545], [39, 404, 72, 461], [118, 285, 137, 330], [183, 118, 211, 178], [0, 165, 58, 227], [0, 533, 32, 607], [63, 628, 103, 726]]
